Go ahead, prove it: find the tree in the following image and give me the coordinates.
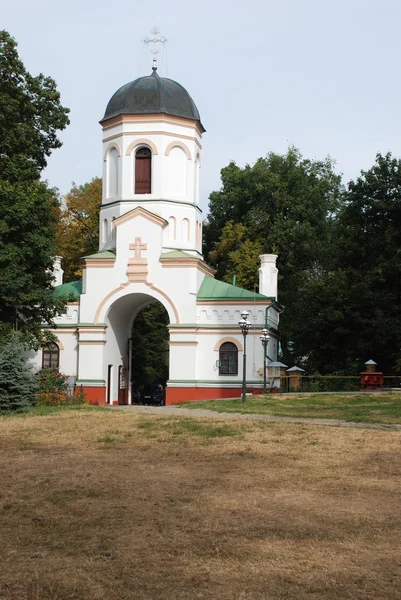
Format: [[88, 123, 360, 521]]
[[0, 31, 70, 343], [334, 153, 401, 373], [0, 30, 70, 183], [55, 178, 102, 281], [131, 303, 170, 387], [204, 147, 343, 360], [0, 333, 38, 412]]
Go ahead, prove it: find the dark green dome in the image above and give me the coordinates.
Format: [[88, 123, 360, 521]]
[[101, 69, 201, 124]]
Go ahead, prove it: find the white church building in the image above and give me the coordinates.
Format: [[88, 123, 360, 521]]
[[33, 65, 281, 405]]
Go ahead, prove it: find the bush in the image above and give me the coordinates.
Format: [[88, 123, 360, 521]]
[[35, 368, 69, 406], [35, 369, 87, 406], [0, 334, 38, 413]]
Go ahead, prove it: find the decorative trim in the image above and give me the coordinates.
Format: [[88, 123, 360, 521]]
[[160, 257, 215, 277], [76, 379, 106, 386], [144, 282, 180, 324], [101, 113, 205, 136], [164, 140, 192, 160], [113, 206, 168, 229], [103, 141, 121, 159], [100, 198, 203, 213], [93, 282, 180, 325], [214, 337, 243, 351], [125, 138, 158, 156], [197, 299, 273, 305], [103, 130, 202, 150], [78, 340, 107, 345], [127, 237, 148, 283], [83, 259, 115, 268], [169, 341, 198, 346]]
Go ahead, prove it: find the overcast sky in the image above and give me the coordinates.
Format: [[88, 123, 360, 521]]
[[3, 0, 401, 213]]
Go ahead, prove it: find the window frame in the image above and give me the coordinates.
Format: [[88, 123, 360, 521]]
[[134, 146, 152, 194], [42, 343, 60, 369], [219, 342, 238, 376]]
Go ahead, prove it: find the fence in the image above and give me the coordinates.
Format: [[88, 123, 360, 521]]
[[266, 376, 401, 393]]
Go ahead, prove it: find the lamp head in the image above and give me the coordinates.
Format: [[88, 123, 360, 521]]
[[240, 310, 250, 320]]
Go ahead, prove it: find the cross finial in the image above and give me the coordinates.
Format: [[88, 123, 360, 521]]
[[129, 237, 147, 259], [142, 26, 168, 71]]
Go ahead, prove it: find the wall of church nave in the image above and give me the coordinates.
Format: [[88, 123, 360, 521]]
[[52, 304, 79, 325], [27, 332, 78, 381], [196, 305, 267, 326]]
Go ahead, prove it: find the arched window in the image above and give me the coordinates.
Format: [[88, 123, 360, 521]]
[[168, 216, 176, 240], [42, 343, 60, 369], [182, 218, 190, 241], [107, 147, 119, 198], [102, 218, 108, 243], [219, 342, 238, 375], [135, 147, 152, 194]]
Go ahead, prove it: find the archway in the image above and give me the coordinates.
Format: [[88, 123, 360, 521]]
[[131, 303, 169, 404], [104, 293, 170, 405]]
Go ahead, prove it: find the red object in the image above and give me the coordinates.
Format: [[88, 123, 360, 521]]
[[360, 372, 383, 390], [165, 387, 243, 405], [80, 386, 107, 405]]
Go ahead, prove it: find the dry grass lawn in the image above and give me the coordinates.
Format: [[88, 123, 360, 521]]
[[1, 407, 401, 600]]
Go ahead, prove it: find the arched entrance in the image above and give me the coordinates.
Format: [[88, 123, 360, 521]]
[[104, 292, 170, 405]]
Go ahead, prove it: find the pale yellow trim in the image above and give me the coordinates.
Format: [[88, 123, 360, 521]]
[[49, 328, 77, 334], [169, 341, 198, 346], [78, 340, 107, 345], [214, 337, 243, 352], [67, 302, 80, 306], [126, 138, 158, 156], [102, 113, 204, 136], [164, 140, 192, 160], [77, 326, 107, 334], [104, 130, 202, 150], [160, 257, 216, 277], [93, 282, 180, 325], [103, 141, 121, 160], [54, 338, 64, 350], [169, 327, 273, 335], [114, 206, 167, 229], [83, 259, 115, 268], [197, 299, 271, 306], [144, 282, 180, 324]]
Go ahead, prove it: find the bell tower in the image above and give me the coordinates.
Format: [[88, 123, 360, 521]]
[[98, 65, 205, 257]]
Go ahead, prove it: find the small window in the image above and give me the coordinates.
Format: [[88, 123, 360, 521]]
[[135, 147, 151, 194], [219, 342, 238, 375], [42, 343, 60, 369]]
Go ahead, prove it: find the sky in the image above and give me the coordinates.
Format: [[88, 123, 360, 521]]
[[3, 0, 401, 214]]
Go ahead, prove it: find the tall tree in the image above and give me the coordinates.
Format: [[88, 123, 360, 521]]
[[335, 153, 401, 373], [204, 147, 342, 360], [0, 30, 70, 344], [55, 178, 102, 281]]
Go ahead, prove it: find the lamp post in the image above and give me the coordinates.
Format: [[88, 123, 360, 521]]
[[260, 328, 270, 394], [238, 310, 250, 404]]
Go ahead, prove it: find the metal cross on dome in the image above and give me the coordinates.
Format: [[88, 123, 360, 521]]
[[142, 26, 168, 71]]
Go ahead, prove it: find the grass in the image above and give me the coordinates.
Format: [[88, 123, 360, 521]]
[[1, 409, 401, 599], [181, 392, 401, 423]]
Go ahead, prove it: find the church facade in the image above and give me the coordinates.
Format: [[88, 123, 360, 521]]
[[31, 66, 281, 405]]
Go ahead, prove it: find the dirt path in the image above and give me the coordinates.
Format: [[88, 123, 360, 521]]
[[113, 404, 401, 431]]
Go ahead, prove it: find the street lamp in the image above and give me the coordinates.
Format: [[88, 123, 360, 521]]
[[238, 310, 250, 404], [260, 328, 270, 394]]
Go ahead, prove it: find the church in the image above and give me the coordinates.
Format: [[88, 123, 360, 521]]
[[30, 62, 281, 405]]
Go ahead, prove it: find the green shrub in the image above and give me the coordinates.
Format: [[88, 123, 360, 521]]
[[0, 334, 38, 413], [35, 368, 69, 406]]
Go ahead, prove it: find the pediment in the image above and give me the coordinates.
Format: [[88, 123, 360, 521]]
[[113, 207, 168, 229]]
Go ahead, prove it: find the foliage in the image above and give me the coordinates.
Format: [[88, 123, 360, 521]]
[[0, 31, 70, 345], [0, 30, 70, 183], [131, 303, 169, 387], [35, 368, 87, 406], [0, 333, 38, 412], [54, 178, 102, 281], [204, 147, 343, 360]]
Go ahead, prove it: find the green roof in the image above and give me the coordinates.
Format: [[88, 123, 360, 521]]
[[83, 249, 116, 259], [197, 276, 273, 301], [54, 280, 82, 300]]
